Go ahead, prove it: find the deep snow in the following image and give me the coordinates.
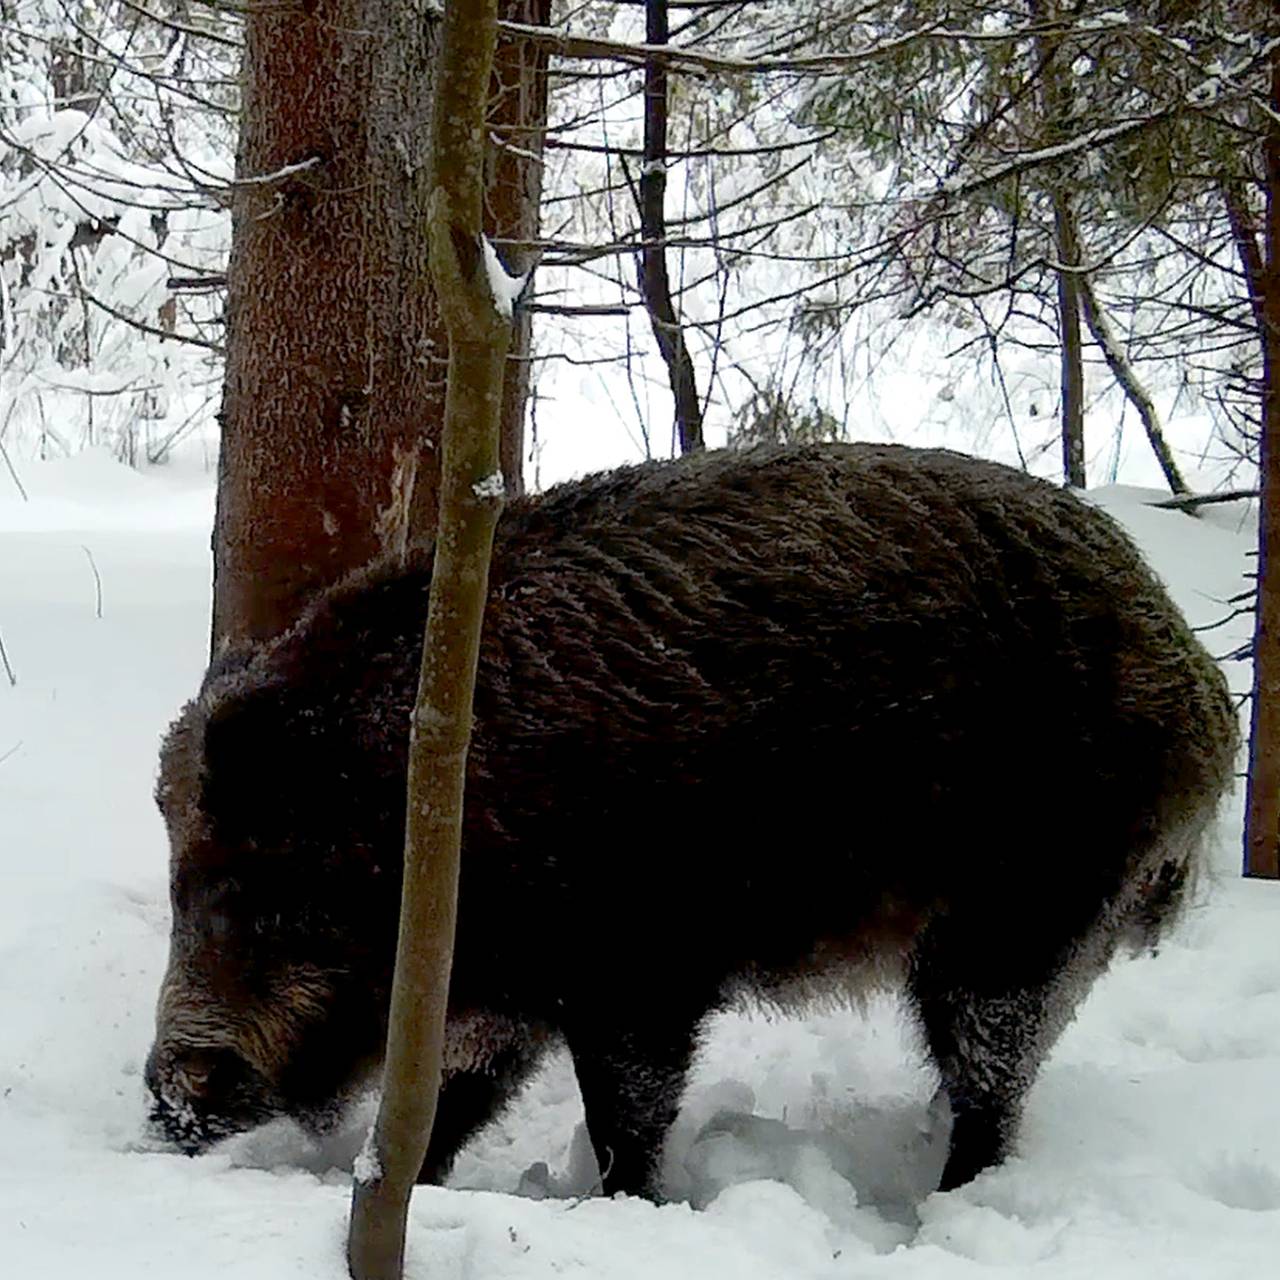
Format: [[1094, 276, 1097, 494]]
[[1, 450, 1277, 1279]]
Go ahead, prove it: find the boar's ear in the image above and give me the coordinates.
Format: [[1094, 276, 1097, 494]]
[[200, 678, 316, 843]]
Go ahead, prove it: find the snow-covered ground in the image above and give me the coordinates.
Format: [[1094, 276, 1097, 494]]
[[1, 449, 1276, 1279]]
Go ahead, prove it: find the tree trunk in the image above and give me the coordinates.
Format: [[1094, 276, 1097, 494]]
[[1074, 261, 1187, 495], [1223, 177, 1267, 335], [212, 1, 545, 651], [1243, 38, 1280, 881], [1051, 199, 1085, 489], [346, 0, 512, 1273], [1032, 0, 1086, 488], [488, 0, 551, 496], [637, 0, 704, 455], [212, 1, 443, 650]]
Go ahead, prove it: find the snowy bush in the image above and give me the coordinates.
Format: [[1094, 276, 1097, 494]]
[[0, 1, 235, 465]]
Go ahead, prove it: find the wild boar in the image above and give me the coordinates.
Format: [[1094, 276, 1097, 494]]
[[145, 443, 1238, 1197]]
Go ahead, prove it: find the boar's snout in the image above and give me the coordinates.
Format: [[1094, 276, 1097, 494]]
[[144, 1041, 274, 1154]]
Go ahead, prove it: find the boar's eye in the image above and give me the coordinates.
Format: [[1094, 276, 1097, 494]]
[[250, 910, 289, 937], [184, 876, 242, 927]]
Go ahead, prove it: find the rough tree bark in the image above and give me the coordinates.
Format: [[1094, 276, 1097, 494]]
[[346, 0, 513, 1275], [211, 1, 442, 650], [1243, 39, 1280, 881], [212, 0, 545, 651]]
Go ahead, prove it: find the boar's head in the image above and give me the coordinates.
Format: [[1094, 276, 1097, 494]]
[[144, 651, 409, 1154]]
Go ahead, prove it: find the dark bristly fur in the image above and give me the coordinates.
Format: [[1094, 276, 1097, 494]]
[[145, 443, 1238, 1197]]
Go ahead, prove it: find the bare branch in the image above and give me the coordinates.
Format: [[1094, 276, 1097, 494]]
[[0, 628, 15, 687], [80, 287, 224, 353], [497, 14, 1143, 78], [1075, 270, 1187, 494], [524, 302, 630, 316], [1148, 488, 1259, 511], [113, 0, 242, 49], [81, 546, 104, 620], [0, 405, 29, 501]]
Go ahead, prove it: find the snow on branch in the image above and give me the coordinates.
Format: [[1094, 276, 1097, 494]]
[[227, 156, 324, 188], [497, 13, 1137, 78], [935, 37, 1280, 201], [480, 236, 528, 321]]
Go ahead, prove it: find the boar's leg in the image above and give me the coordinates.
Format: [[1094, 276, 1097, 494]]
[[417, 1044, 545, 1185], [909, 917, 1085, 1192], [564, 1005, 703, 1199]]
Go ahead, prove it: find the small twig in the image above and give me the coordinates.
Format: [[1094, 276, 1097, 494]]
[[0, 433, 28, 501], [1147, 488, 1259, 512], [1221, 588, 1255, 605], [0, 627, 16, 686], [0, 741, 21, 765], [114, 0, 242, 48], [540, 129, 835, 160], [167, 274, 227, 291], [81, 546, 104, 619], [79, 288, 224, 353], [230, 154, 323, 188], [1194, 604, 1255, 633], [566, 1145, 615, 1208], [523, 302, 631, 316]]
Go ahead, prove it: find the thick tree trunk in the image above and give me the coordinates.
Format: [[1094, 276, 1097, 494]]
[[212, 1, 545, 651], [1243, 41, 1280, 881], [212, 1, 443, 650]]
